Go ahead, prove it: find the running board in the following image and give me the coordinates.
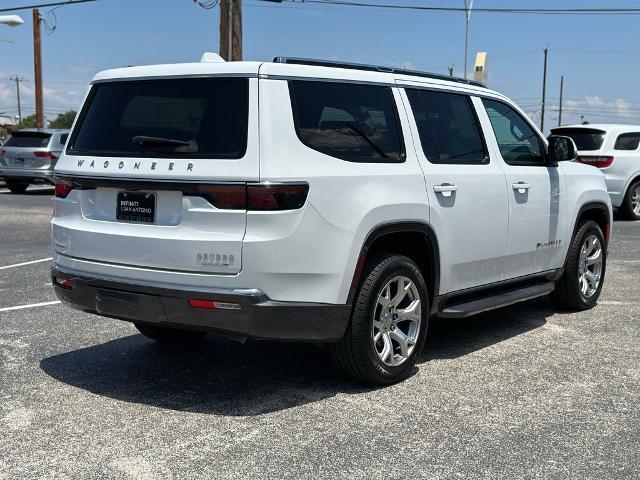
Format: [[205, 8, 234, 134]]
[[438, 282, 555, 319]]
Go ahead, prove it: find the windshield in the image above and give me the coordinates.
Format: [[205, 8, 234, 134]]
[[68, 77, 249, 158], [551, 128, 605, 151], [4, 132, 51, 148]]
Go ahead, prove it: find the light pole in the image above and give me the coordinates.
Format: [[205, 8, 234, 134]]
[[0, 15, 24, 27], [0, 15, 24, 126], [463, 0, 473, 79]]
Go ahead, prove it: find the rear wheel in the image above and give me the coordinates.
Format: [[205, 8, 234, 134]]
[[622, 180, 640, 220], [331, 254, 429, 385], [6, 180, 28, 194], [134, 322, 207, 343], [552, 220, 606, 310]]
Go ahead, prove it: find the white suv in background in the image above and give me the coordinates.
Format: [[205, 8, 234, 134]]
[[51, 56, 612, 384], [551, 124, 640, 220]]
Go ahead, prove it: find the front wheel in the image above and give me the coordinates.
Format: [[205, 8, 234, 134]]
[[5, 180, 28, 194], [331, 254, 429, 385], [552, 220, 606, 310], [134, 322, 208, 343]]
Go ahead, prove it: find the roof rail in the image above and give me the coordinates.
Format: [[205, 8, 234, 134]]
[[272, 57, 486, 88]]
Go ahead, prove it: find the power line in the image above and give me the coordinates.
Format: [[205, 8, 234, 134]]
[[258, 1, 640, 15], [0, 0, 97, 14]]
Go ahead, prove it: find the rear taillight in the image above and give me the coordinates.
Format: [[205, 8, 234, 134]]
[[197, 184, 247, 210], [54, 177, 73, 198], [0, 149, 5, 156], [34, 151, 57, 159], [199, 183, 309, 211], [247, 184, 309, 211], [577, 155, 614, 168]]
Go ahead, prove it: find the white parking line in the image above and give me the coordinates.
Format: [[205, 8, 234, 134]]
[[0, 257, 52, 270], [0, 300, 61, 313]]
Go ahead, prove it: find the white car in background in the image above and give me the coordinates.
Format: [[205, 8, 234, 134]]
[[551, 124, 640, 220]]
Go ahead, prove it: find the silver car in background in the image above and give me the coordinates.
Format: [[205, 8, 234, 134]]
[[0, 128, 69, 193]]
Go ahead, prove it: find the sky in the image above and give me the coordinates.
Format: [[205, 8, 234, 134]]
[[1, 0, 640, 132]]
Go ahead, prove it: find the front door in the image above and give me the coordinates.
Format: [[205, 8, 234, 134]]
[[402, 87, 509, 294], [479, 98, 568, 280]]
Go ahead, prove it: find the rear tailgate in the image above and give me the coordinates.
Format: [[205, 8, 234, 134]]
[[53, 71, 259, 275], [2, 131, 54, 169]]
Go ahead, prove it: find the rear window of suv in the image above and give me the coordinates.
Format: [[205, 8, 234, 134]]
[[4, 132, 51, 148], [67, 78, 249, 158], [289, 80, 405, 163], [550, 128, 605, 151]]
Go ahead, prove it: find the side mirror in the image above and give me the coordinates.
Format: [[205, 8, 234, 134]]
[[548, 135, 577, 163]]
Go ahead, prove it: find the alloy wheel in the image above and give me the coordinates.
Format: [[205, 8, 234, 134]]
[[371, 276, 422, 367], [631, 185, 640, 216], [578, 234, 603, 298]]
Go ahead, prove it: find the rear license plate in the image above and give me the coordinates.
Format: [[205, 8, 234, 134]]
[[116, 191, 156, 223], [14, 158, 26, 166]]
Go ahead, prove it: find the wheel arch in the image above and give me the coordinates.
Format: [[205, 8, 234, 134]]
[[571, 202, 611, 250], [347, 222, 440, 305]]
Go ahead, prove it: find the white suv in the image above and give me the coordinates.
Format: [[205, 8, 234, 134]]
[[51, 56, 612, 384], [551, 124, 640, 220]]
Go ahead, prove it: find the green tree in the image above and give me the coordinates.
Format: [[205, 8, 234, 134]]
[[49, 110, 77, 129], [14, 114, 37, 130]]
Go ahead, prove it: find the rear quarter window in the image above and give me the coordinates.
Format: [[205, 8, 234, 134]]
[[614, 132, 640, 151], [289, 80, 405, 163], [68, 77, 249, 158]]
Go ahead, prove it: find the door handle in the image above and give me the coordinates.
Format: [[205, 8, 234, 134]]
[[512, 182, 532, 193], [433, 183, 459, 197]]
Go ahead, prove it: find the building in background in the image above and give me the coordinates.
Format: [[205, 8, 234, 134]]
[[473, 51, 488, 86], [0, 115, 18, 141]]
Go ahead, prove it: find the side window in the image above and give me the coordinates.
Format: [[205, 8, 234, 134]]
[[289, 80, 405, 163], [482, 98, 545, 166], [614, 132, 640, 151], [406, 89, 487, 164]]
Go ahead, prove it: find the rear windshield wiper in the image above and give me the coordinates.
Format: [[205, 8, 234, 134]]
[[132, 136, 191, 148]]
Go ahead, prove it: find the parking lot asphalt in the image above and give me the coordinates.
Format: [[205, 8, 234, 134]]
[[0, 187, 638, 479]]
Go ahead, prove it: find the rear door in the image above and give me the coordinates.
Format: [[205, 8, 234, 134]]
[[53, 75, 259, 274], [480, 98, 568, 279], [403, 87, 509, 293]]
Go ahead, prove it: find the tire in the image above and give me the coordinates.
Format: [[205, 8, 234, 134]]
[[6, 180, 28, 194], [331, 254, 429, 385], [134, 322, 207, 343], [622, 180, 640, 221], [552, 220, 606, 311]]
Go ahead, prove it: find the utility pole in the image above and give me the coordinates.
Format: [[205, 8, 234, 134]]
[[9, 75, 23, 124], [463, 0, 473, 79], [219, 0, 242, 61], [540, 47, 548, 133], [448, 65, 454, 76], [32, 9, 44, 129], [558, 75, 564, 127]]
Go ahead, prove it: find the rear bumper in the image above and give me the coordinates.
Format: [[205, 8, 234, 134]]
[[0, 167, 54, 183], [51, 265, 350, 342]]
